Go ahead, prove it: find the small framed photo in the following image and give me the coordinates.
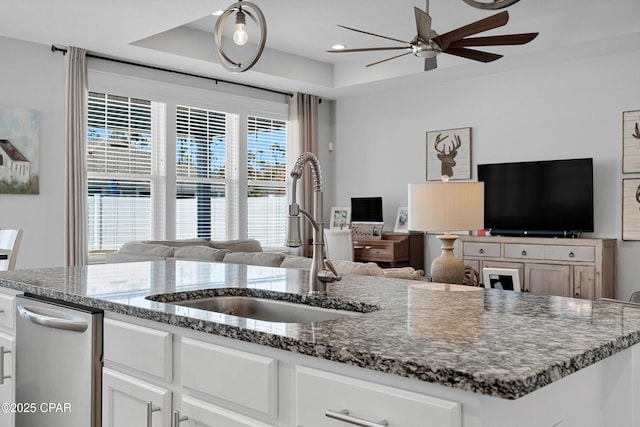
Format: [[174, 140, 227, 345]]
[[622, 178, 640, 240], [329, 206, 351, 229], [623, 110, 640, 173], [394, 207, 409, 233], [482, 268, 521, 292], [426, 127, 472, 181]]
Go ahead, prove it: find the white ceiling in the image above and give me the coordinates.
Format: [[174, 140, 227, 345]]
[[1, 0, 639, 99]]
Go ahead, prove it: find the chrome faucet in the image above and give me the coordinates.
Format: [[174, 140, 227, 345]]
[[286, 152, 341, 295]]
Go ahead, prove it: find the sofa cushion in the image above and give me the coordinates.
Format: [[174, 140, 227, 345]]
[[174, 246, 230, 262], [144, 238, 210, 248], [280, 255, 313, 270], [222, 251, 286, 267], [210, 239, 263, 252], [331, 260, 384, 277], [104, 252, 169, 263], [118, 241, 176, 258], [382, 267, 425, 280]]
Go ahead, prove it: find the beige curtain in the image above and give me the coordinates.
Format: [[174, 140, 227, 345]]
[[65, 47, 89, 266], [293, 93, 319, 256]]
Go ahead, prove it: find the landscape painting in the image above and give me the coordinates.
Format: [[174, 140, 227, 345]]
[[0, 107, 39, 194]]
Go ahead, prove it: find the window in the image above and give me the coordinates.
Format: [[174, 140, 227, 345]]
[[87, 92, 165, 254], [87, 89, 289, 256], [247, 116, 288, 248], [175, 105, 232, 240]]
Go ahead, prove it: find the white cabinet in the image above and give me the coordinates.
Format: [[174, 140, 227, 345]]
[[296, 366, 461, 427], [178, 395, 275, 427], [102, 368, 172, 427], [460, 236, 616, 299], [0, 288, 20, 427]]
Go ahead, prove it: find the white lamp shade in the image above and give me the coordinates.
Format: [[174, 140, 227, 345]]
[[408, 182, 484, 232]]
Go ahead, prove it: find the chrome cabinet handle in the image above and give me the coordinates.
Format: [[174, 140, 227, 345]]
[[325, 409, 388, 427], [146, 402, 161, 427], [172, 410, 188, 426], [17, 305, 88, 332], [0, 346, 10, 385]]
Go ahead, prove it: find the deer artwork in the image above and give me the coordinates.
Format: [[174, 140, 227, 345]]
[[434, 133, 462, 179]]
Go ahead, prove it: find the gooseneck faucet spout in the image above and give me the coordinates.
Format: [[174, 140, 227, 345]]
[[286, 152, 341, 295]]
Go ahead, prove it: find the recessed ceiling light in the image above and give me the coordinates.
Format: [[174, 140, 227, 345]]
[[212, 10, 224, 16], [331, 44, 346, 50]]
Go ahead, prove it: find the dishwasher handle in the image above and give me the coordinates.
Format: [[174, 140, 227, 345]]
[[17, 305, 88, 333]]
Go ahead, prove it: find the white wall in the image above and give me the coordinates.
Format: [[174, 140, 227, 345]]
[[0, 36, 66, 268], [332, 50, 640, 300]]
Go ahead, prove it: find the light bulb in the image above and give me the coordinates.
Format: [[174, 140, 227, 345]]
[[233, 10, 248, 46]]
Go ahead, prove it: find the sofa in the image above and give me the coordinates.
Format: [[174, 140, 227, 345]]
[[105, 238, 424, 280]]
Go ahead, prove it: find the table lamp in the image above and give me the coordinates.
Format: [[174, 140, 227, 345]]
[[408, 181, 484, 284]]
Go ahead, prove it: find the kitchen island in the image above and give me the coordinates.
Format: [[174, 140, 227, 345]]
[[0, 260, 639, 426]]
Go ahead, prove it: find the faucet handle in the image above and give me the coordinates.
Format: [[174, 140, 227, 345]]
[[321, 259, 342, 282]]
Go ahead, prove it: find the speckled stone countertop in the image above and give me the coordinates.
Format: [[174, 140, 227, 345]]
[[1, 260, 640, 400]]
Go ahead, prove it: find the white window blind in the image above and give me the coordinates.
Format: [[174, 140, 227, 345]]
[[87, 92, 165, 254], [247, 116, 288, 248], [176, 105, 232, 240]]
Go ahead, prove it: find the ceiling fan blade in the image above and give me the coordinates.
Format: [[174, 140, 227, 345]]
[[424, 56, 438, 71], [366, 52, 413, 67], [414, 7, 432, 42], [327, 46, 410, 53], [438, 11, 509, 48], [449, 32, 538, 48], [443, 47, 503, 62], [337, 24, 410, 45]]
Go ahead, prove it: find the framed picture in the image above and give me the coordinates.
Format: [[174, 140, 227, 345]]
[[426, 127, 472, 181], [394, 207, 409, 233], [482, 268, 521, 292], [0, 106, 40, 194], [623, 110, 640, 173], [329, 206, 350, 229], [622, 178, 640, 240]]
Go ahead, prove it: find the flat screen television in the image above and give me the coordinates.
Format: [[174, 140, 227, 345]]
[[351, 197, 383, 223], [477, 158, 594, 237]]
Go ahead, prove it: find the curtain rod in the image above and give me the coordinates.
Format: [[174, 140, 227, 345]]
[[51, 45, 294, 99]]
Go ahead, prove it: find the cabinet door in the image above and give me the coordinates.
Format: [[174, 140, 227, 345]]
[[0, 333, 14, 427], [573, 266, 595, 300], [102, 368, 172, 427], [178, 395, 275, 427], [525, 264, 571, 297]]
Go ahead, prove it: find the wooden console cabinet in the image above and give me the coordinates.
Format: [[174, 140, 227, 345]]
[[354, 231, 424, 271], [459, 235, 617, 300]]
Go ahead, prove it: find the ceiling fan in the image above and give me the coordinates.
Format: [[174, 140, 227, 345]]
[[327, 8, 538, 70]]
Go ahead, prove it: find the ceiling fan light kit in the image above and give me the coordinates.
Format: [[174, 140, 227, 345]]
[[327, 7, 537, 71], [462, 0, 522, 10], [214, 0, 266, 73]]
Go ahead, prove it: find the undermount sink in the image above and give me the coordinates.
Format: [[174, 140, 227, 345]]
[[147, 288, 381, 323], [170, 296, 361, 323]]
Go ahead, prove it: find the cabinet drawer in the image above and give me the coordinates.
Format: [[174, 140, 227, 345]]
[[181, 338, 277, 417], [504, 244, 545, 260], [103, 318, 172, 381], [296, 366, 461, 427], [463, 242, 500, 258], [180, 395, 275, 427], [0, 294, 15, 331], [355, 246, 394, 262], [546, 245, 594, 262]]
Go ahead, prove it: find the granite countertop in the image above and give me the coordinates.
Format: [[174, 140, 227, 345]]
[[1, 260, 640, 400]]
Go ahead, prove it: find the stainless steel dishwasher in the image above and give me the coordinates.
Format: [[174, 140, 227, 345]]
[[15, 294, 103, 427]]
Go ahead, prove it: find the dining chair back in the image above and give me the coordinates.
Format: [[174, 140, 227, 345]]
[[0, 228, 23, 271], [323, 228, 354, 261]]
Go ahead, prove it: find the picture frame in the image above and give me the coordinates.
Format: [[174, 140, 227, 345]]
[[623, 110, 640, 173], [622, 178, 640, 240], [426, 127, 472, 181], [329, 206, 351, 230], [482, 267, 521, 292], [394, 207, 409, 233]]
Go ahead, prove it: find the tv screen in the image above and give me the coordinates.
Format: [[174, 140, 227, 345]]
[[351, 197, 383, 223], [477, 158, 594, 236]]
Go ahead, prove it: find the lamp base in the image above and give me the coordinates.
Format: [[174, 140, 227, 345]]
[[430, 233, 466, 284]]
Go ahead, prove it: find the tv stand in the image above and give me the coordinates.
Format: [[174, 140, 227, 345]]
[[460, 235, 616, 300], [354, 231, 424, 271], [489, 229, 580, 238]]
